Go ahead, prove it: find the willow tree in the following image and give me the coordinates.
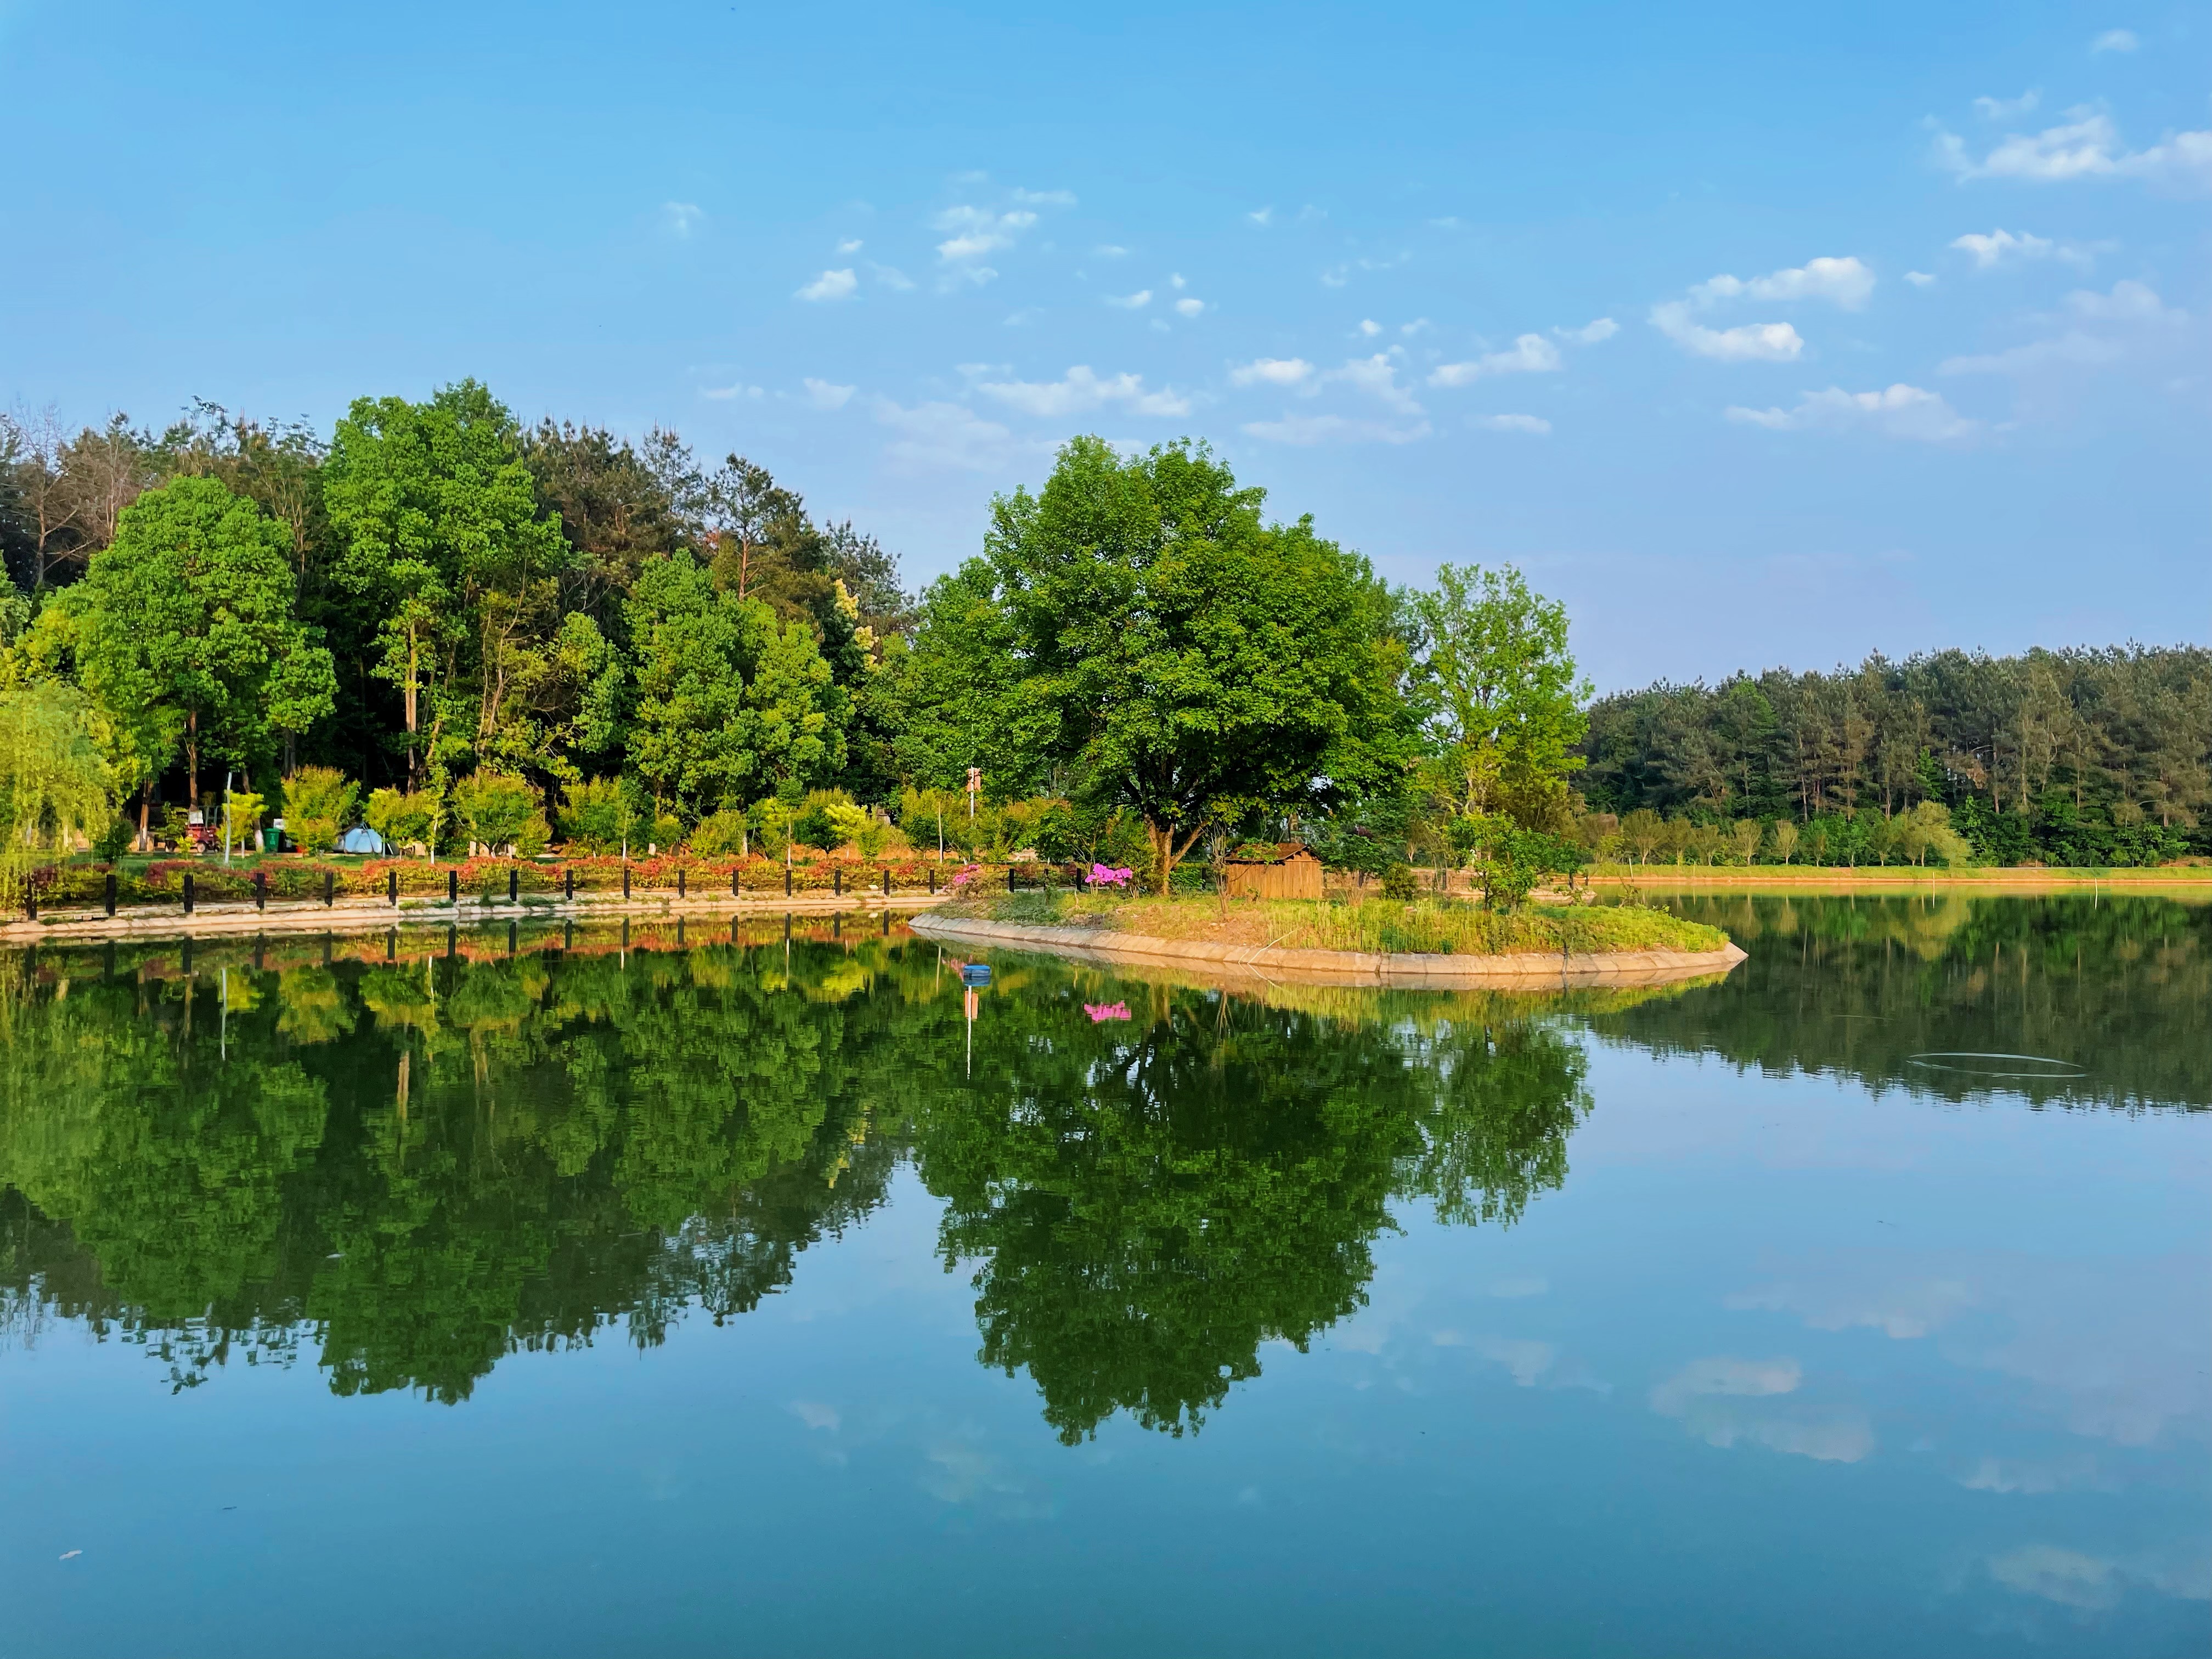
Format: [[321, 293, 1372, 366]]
[[0, 682, 112, 901]]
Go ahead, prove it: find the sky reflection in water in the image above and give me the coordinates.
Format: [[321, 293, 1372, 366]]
[[3, 894, 2205, 1657]]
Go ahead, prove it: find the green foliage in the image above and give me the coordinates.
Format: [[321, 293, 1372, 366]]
[[625, 550, 846, 817], [91, 817, 134, 863], [452, 771, 549, 856], [558, 776, 638, 855], [0, 681, 113, 899], [364, 786, 439, 856], [689, 808, 749, 856], [1379, 862, 1417, 901], [222, 789, 266, 854], [281, 765, 360, 855], [60, 475, 334, 798], [896, 438, 1413, 890]]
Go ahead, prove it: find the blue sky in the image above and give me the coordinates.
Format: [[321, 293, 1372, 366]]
[[2, 1, 2205, 688]]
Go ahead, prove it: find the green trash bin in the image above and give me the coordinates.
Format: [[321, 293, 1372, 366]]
[[263, 826, 282, 853]]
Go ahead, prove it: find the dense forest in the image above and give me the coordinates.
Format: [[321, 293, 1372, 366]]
[[3, 386, 2206, 876], [1581, 647, 2212, 866]]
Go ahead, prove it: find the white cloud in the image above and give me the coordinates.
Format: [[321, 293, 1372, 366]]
[[1401, 318, 1431, 336], [1651, 301, 1805, 361], [789, 1400, 840, 1431], [1173, 297, 1205, 318], [1905, 270, 1938, 286], [1941, 279, 2188, 374], [1974, 89, 2041, 121], [1169, 273, 1186, 289], [1726, 383, 1978, 442], [1429, 333, 1564, 386], [871, 398, 1018, 471], [1010, 187, 1076, 205], [1952, 227, 2052, 266], [1648, 1356, 1875, 1464], [1105, 289, 1152, 309], [1094, 244, 1128, 257], [1357, 319, 1382, 337], [1553, 317, 1618, 345], [1247, 206, 1274, 227], [1690, 255, 1876, 310], [1241, 413, 1430, 445], [1229, 357, 1314, 387], [1989, 1546, 2120, 1610], [700, 382, 764, 400], [1476, 413, 1551, 435], [835, 237, 864, 254], [2091, 28, 2138, 53], [801, 378, 855, 410], [662, 201, 704, 238], [933, 205, 1038, 265], [796, 268, 857, 302], [2065, 276, 2185, 321], [1321, 266, 1350, 288], [1324, 353, 1423, 412], [1650, 1356, 1801, 1415], [867, 262, 914, 291], [973, 364, 1189, 418], [1934, 109, 2212, 186]]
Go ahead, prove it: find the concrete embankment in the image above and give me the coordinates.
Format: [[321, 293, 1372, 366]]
[[908, 914, 1747, 989]]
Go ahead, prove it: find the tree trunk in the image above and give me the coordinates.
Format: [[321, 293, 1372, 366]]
[[186, 712, 200, 808], [137, 781, 153, 853]]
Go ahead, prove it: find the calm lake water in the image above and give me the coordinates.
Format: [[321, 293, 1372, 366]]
[[3, 894, 2207, 1658]]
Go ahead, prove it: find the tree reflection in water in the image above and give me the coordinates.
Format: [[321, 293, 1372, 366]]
[[0, 919, 1622, 1435]]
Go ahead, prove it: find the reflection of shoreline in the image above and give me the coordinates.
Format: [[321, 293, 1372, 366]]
[[1590, 872, 2212, 901], [911, 914, 1748, 989]]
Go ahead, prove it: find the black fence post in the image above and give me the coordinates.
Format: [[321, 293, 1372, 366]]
[[564, 866, 574, 901], [731, 867, 740, 898], [388, 867, 398, 907], [678, 868, 686, 900], [183, 873, 195, 915], [785, 867, 793, 898], [883, 866, 891, 898], [622, 864, 631, 900], [324, 870, 335, 907], [833, 867, 842, 898], [25, 886, 35, 921], [105, 873, 117, 917], [929, 866, 936, 895], [509, 867, 518, 903], [254, 870, 267, 912], [447, 868, 458, 906]]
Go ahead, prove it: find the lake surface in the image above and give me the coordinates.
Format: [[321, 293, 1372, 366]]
[[3, 895, 2207, 1658]]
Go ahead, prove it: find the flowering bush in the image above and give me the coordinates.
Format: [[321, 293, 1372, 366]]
[[949, 863, 983, 890], [1090, 864, 1135, 888], [1084, 1002, 1132, 1022]]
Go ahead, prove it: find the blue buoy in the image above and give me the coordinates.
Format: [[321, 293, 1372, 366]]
[[959, 963, 993, 988]]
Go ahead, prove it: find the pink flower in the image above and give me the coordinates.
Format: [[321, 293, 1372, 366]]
[[1090, 864, 1134, 888], [1085, 1002, 1131, 1022]]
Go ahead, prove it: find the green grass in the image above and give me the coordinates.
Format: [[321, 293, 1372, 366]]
[[936, 891, 1729, 956]]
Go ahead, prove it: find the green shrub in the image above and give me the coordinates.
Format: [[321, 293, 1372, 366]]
[[452, 772, 546, 855], [281, 766, 359, 855], [91, 819, 134, 863], [365, 787, 439, 856], [691, 809, 750, 856], [559, 776, 637, 854], [1379, 862, 1418, 901]]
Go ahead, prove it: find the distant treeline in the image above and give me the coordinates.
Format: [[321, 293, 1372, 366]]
[[1579, 646, 2212, 866]]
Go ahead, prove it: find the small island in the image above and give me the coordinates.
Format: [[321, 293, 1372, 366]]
[[912, 889, 1742, 988]]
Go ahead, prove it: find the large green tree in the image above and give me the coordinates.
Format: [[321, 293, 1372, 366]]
[[624, 550, 846, 817], [322, 381, 570, 788], [59, 475, 335, 827], [1410, 562, 1591, 832], [899, 437, 1413, 885]]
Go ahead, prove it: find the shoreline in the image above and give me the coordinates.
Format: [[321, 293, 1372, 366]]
[[0, 889, 944, 945], [909, 913, 1748, 989], [1582, 868, 2210, 891]]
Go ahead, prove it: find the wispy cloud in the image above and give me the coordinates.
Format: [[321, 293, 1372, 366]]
[[1940, 279, 2189, 375], [1651, 302, 1804, 361], [1933, 109, 2212, 187], [1010, 187, 1076, 206], [1905, 270, 1938, 286], [1173, 297, 1205, 318], [801, 378, 855, 410], [662, 201, 704, 238], [867, 262, 915, 291], [1553, 317, 1619, 345], [933, 205, 1039, 270], [2090, 28, 2138, 53], [796, 268, 857, 302], [1974, 89, 2041, 121], [871, 398, 1018, 471], [1690, 256, 1875, 310], [1228, 357, 1314, 387], [1726, 383, 1978, 442], [1429, 334, 1564, 386], [973, 365, 1189, 418], [1949, 227, 2094, 268], [1476, 413, 1551, 435], [1247, 206, 1274, 227], [1323, 353, 1423, 412], [1105, 289, 1152, 309], [835, 237, 864, 253], [700, 381, 764, 400], [1242, 413, 1430, 446]]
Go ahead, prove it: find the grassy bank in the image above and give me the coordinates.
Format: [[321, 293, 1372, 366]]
[[935, 891, 1729, 957]]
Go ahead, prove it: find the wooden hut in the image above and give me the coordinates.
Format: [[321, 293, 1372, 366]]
[[1224, 842, 1324, 900]]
